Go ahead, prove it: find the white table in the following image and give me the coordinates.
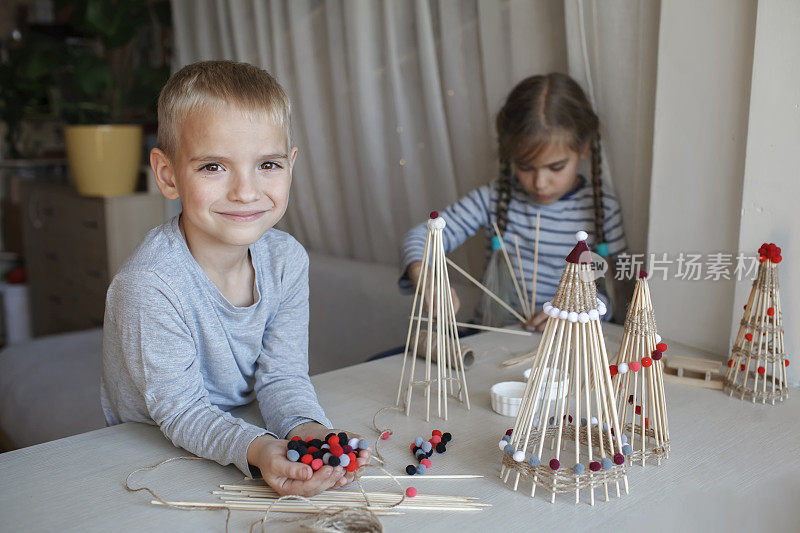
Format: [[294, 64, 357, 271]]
[[2, 324, 798, 532]]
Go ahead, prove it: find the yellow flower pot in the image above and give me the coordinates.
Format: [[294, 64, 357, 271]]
[[64, 124, 143, 197]]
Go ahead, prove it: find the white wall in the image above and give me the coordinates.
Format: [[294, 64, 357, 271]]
[[647, 0, 756, 356], [731, 0, 800, 384]]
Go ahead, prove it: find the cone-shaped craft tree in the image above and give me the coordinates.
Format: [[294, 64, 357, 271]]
[[497, 231, 630, 505], [610, 271, 670, 466], [724, 242, 789, 404], [396, 212, 470, 421]]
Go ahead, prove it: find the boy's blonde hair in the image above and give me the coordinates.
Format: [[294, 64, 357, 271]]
[[157, 60, 292, 157]]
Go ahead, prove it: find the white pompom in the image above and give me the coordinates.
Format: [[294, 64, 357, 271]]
[[567, 311, 578, 323], [588, 309, 600, 321], [656, 334, 662, 343], [433, 217, 446, 230], [576, 230, 588, 242], [498, 440, 508, 450], [618, 362, 628, 374], [558, 310, 568, 320], [513, 450, 525, 462], [578, 312, 590, 323], [598, 305, 607, 316], [543, 301, 552, 312], [590, 416, 598, 425], [548, 307, 560, 318]]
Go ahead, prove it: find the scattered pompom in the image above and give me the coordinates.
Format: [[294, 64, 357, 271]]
[[380, 431, 390, 440], [420, 458, 432, 468], [414, 436, 424, 447], [442, 432, 452, 442], [406, 487, 417, 498], [421, 441, 433, 453], [406, 465, 417, 475], [432, 430, 443, 437], [416, 464, 427, 475], [431, 435, 442, 445], [435, 442, 447, 454]]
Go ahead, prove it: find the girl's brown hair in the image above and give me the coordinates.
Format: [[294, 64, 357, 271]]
[[494, 73, 605, 247]]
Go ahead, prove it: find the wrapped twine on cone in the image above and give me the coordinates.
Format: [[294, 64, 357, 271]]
[[413, 330, 475, 369]]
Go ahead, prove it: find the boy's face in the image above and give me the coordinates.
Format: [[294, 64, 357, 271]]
[[152, 104, 297, 250], [512, 141, 587, 205]]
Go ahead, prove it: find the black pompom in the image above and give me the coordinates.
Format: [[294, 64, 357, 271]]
[[406, 464, 417, 475], [435, 442, 446, 453], [426, 450, 433, 458], [442, 432, 452, 442], [338, 432, 348, 443], [287, 441, 299, 451], [313, 450, 326, 460], [329, 456, 340, 467], [326, 433, 336, 442]]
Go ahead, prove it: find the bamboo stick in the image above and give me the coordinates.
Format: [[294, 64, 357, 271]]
[[492, 221, 528, 318], [445, 257, 527, 323]]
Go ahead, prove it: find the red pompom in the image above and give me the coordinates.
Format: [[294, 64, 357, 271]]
[[381, 431, 390, 440], [505, 429, 513, 436], [645, 418, 649, 429], [431, 435, 442, 444], [740, 364, 746, 371], [757, 366, 765, 375], [642, 357, 652, 368], [311, 458, 323, 471], [727, 359, 733, 367], [609, 365, 618, 377], [656, 342, 668, 353], [429, 211, 439, 219], [785, 360, 790, 367], [549, 459, 560, 470], [410, 443, 416, 452], [774, 255, 782, 263], [328, 435, 339, 445], [638, 270, 648, 279], [291, 436, 302, 441], [307, 446, 319, 453], [300, 454, 313, 465], [745, 333, 753, 341], [432, 430, 443, 437], [635, 405, 642, 415], [406, 487, 418, 498], [767, 307, 775, 316], [346, 461, 358, 472], [420, 458, 432, 468], [330, 445, 344, 457]]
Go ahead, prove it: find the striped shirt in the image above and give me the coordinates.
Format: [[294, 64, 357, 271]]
[[399, 176, 627, 317]]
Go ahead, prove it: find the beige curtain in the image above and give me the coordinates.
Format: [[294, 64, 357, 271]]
[[170, 0, 658, 268]]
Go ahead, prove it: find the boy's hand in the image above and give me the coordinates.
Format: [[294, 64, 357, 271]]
[[525, 310, 548, 332], [287, 422, 372, 488], [246, 435, 345, 497]]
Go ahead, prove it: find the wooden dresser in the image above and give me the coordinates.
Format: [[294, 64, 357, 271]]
[[22, 184, 170, 336]]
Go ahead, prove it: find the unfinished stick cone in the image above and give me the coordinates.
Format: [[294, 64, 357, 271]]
[[724, 243, 789, 404], [611, 271, 670, 466], [497, 231, 628, 505], [395, 212, 471, 421]]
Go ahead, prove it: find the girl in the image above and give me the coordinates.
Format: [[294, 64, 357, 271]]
[[399, 73, 627, 330]]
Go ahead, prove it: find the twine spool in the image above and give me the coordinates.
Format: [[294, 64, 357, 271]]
[[413, 330, 475, 369]]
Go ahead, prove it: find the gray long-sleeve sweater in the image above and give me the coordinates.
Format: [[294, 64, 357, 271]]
[[101, 216, 331, 476]]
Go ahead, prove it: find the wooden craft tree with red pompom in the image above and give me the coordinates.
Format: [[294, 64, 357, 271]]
[[724, 242, 789, 404], [609, 271, 670, 466], [396, 212, 471, 421], [497, 231, 629, 506]]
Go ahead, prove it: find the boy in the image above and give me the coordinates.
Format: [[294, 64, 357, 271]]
[[101, 61, 368, 496]]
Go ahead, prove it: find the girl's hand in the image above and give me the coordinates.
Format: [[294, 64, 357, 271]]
[[246, 435, 345, 497], [408, 261, 461, 317], [286, 422, 372, 488], [525, 310, 548, 332]]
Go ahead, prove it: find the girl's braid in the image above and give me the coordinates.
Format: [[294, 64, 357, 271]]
[[590, 132, 605, 247], [495, 160, 513, 234]]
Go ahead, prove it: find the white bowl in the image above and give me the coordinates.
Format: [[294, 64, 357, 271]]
[[490, 381, 527, 417], [523, 367, 569, 403]]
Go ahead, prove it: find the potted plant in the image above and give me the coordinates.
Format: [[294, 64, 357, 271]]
[[58, 0, 170, 197]]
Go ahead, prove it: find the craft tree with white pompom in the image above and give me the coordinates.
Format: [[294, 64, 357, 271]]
[[497, 231, 630, 505], [396, 212, 471, 421], [724, 242, 789, 404], [609, 270, 670, 466]]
